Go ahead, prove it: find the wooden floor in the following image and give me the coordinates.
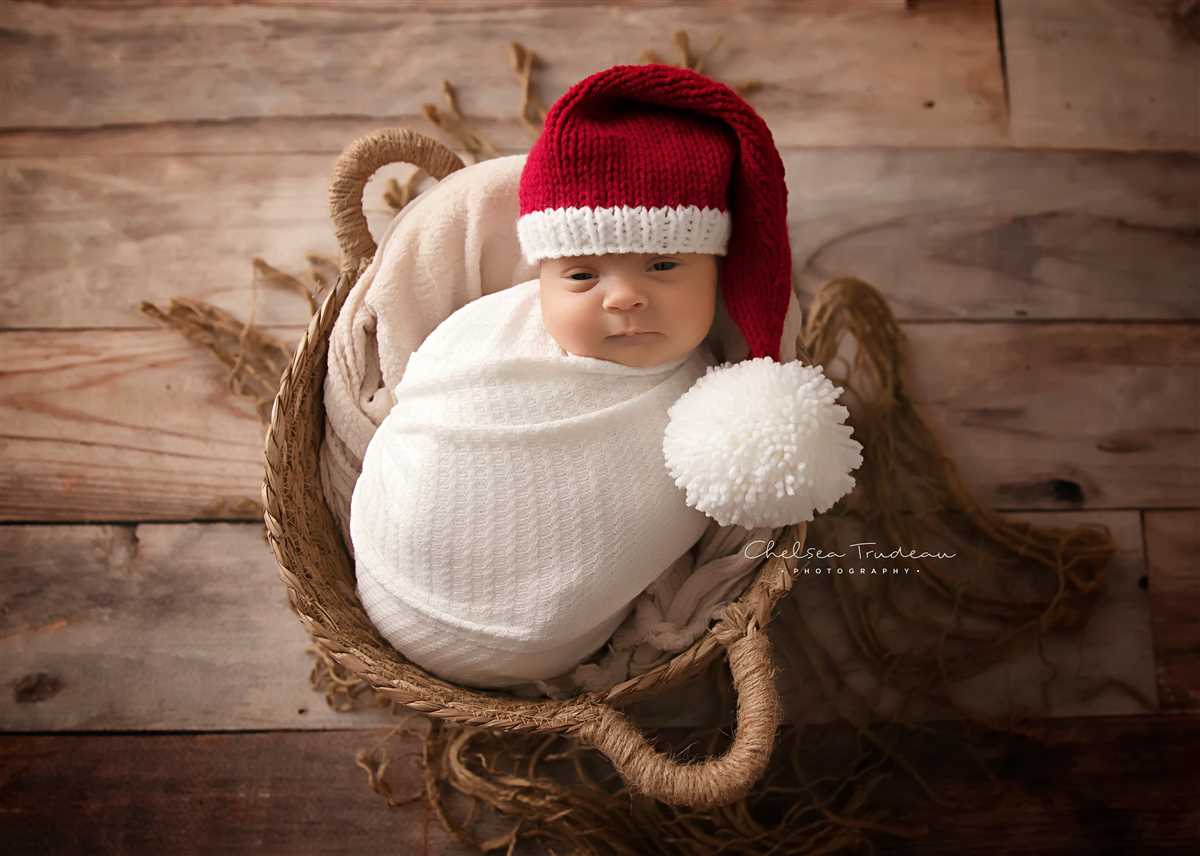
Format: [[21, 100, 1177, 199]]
[[1, 0, 1198, 852]]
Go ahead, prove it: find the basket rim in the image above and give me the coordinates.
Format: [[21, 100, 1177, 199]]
[[261, 126, 805, 725]]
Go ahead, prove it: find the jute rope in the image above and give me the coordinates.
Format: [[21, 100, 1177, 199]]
[[262, 126, 806, 808], [574, 603, 783, 808]]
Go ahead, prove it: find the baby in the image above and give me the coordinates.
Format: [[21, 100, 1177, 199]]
[[537, 252, 719, 370], [351, 62, 813, 690], [349, 250, 721, 689]]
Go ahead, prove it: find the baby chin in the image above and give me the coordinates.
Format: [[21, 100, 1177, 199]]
[[601, 332, 684, 367]]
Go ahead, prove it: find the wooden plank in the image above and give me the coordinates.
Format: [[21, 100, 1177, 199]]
[[774, 511, 1159, 723], [0, 0, 1006, 154], [0, 329, 270, 522], [873, 714, 1200, 853], [1002, 0, 1200, 152], [3, 146, 1196, 331], [0, 729, 480, 856], [1145, 509, 1200, 712], [0, 153, 346, 329], [788, 147, 1200, 320], [0, 523, 401, 731], [2, 715, 1199, 854], [3, 322, 1195, 522], [0, 511, 1157, 732], [902, 321, 1200, 511]]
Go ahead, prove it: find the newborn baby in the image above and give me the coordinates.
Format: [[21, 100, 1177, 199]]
[[537, 252, 718, 369], [350, 251, 721, 688], [349, 61, 839, 691]]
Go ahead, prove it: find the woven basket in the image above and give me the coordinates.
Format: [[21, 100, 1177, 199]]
[[262, 127, 808, 809]]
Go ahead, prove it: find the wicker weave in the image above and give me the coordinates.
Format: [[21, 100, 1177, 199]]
[[261, 127, 808, 809]]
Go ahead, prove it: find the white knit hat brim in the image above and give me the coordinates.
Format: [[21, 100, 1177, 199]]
[[517, 204, 731, 265]]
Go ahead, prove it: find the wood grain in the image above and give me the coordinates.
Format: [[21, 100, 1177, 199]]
[[0, 523, 402, 731], [873, 714, 1200, 853], [0, 153, 347, 329], [3, 146, 1196, 330], [0, 329, 271, 521], [1145, 509, 1200, 712], [789, 147, 1200, 320], [1002, 0, 1200, 152], [3, 322, 1195, 522], [0, 512, 1158, 731], [0, 729, 482, 856], [0, 0, 1005, 153], [3, 715, 1198, 854], [902, 321, 1200, 511]]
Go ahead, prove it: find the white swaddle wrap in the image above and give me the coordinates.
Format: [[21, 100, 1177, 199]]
[[350, 277, 717, 688]]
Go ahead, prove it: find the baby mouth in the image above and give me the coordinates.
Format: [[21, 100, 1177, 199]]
[[608, 331, 661, 339]]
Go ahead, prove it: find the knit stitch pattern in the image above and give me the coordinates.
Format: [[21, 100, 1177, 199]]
[[516, 204, 730, 264], [349, 278, 716, 689]]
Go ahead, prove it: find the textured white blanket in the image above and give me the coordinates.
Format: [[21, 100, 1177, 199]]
[[321, 154, 805, 696], [351, 279, 717, 688]]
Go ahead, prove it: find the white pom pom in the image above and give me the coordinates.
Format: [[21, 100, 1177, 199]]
[[663, 357, 864, 528]]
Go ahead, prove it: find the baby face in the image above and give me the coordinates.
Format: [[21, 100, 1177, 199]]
[[538, 252, 719, 369]]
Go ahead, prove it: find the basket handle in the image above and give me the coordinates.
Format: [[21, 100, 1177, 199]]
[[328, 127, 466, 271], [577, 601, 783, 808]]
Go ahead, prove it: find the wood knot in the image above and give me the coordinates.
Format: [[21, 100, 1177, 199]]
[[13, 672, 62, 704]]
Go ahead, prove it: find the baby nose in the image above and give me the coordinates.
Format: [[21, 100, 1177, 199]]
[[602, 279, 647, 311]]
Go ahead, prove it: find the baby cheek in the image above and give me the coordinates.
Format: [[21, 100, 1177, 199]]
[[549, 299, 597, 346], [579, 303, 608, 343]]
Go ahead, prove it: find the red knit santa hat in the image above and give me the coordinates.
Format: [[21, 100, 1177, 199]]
[[516, 63, 792, 362]]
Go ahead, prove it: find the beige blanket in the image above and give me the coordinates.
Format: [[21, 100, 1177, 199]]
[[320, 153, 804, 698]]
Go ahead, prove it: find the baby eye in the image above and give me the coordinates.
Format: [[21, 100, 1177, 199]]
[[567, 272, 594, 281], [651, 261, 678, 272]]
